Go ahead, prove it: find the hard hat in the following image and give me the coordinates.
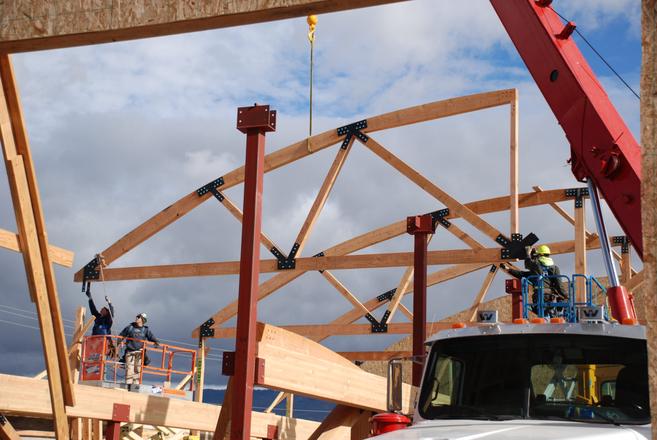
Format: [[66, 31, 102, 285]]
[[137, 312, 148, 323], [536, 244, 551, 255], [307, 15, 318, 26]]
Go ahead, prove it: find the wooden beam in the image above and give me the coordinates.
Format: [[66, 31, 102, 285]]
[[0, 54, 74, 412], [574, 198, 587, 302], [308, 405, 361, 440], [264, 391, 287, 414], [361, 135, 506, 243], [0, 373, 319, 437], [626, 270, 644, 292], [320, 271, 370, 316], [0, 414, 20, 440], [213, 321, 460, 339], [0, 1, 408, 53], [95, 236, 602, 280], [254, 323, 417, 413], [510, 90, 519, 235], [75, 90, 517, 279], [0, 227, 74, 267], [338, 351, 412, 361], [467, 265, 498, 321]]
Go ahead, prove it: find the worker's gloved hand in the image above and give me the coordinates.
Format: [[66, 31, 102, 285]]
[[105, 295, 111, 304], [85, 289, 91, 298], [500, 263, 507, 270]]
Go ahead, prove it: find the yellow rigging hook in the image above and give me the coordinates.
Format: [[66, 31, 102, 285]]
[[307, 15, 317, 152]]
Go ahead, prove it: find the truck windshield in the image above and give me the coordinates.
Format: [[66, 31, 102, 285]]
[[418, 333, 649, 425]]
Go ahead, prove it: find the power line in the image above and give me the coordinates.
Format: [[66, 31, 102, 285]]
[[552, 7, 640, 100], [0, 303, 77, 323], [0, 308, 76, 329], [0, 318, 74, 337]]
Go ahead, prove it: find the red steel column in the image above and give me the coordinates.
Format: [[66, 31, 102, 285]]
[[229, 104, 276, 440], [407, 214, 435, 387]]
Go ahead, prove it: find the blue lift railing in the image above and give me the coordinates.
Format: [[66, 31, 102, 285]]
[[521, 274, 608, 322]]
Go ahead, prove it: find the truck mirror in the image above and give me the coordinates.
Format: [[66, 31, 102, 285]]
[[387, 358, 403, 412]]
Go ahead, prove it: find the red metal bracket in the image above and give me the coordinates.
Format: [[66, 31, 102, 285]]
[[406, 214, 436, 235], [237, 104, 276, 133], [266, 424, 279, 439], [105, 403, 130, 440]]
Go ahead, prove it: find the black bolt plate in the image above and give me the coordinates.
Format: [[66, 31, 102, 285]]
[[365, 312, 388, 333], [288, 242, 301, 260], [83, 257, 100, 281], [0, 414, 6, 425], [209, 187, 225, 202], [200, 318, 215, 338], [380, 310, 391, 325], [313, 252, 325, 273], [565, 187, 589, 208], [337, 120, 369, 149], [377, 288, 396, 302], [612, 235, 630, 254], [499, 232, 539, 260], [490, 265, 497, 273], [196, 177, 224, 197], [429, 208, 451, 228]]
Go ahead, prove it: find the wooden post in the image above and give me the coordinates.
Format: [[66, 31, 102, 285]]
[[229, 105, 275, 440], [0, 57, 70, 438], [510, 89, 519, 235], [191, 338, 206, 437], [213, 378, 233, 440], [640, 1, 657, 437], [574, 198, 587, 302], [71, 307, 85, 382], [467, 265, 498, 321], [285, 394, 294, 418]]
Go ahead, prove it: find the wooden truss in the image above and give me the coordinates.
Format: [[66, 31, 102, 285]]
[[71, 87, 639, 348]]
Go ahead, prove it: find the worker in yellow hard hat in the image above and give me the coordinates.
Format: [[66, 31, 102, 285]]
[[501, 244, 567, 316]]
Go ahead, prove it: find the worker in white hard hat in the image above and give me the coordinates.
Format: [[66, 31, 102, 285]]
[[119, 312, 159, 390]]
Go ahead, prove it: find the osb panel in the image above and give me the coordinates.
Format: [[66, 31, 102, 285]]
[[0, 0, 401, 51], [641, 0, 657, 437]]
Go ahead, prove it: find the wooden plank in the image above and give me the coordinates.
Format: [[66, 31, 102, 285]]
[[0, 0, 407, 53], [254, 324, 417, 413], [0, 54, 75, 408], [0, 414, 21, 440], [574, 199, 587, 302], [308, 405, 360, 440], [70, 307, 85, 383], [338, 351, 411, 361], [467, 265, 498, 321], [75, 90, 517, 279], [0, 227, 74, 267], [264, 392, 286, 414], [510, 90, 519, 235], [621, 250, 632, 285], [286, 394, 294, 418], [2, 157, 69, 438], [213, 321, 458, 339], [212, 377, 232, 440], [361, 135, 506, 243], [293, 137, 354, 256], [0, 373, 319, 437], [92, 419, 102, 440], [626, 270, 644, 291]]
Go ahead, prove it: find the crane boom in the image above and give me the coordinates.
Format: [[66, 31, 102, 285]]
[[491, 0, 643, 258]]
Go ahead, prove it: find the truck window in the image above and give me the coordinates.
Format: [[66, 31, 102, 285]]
[[418, 333, 649, 425]]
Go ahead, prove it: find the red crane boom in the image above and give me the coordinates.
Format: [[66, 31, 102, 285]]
[[491, 0, 643, 258]]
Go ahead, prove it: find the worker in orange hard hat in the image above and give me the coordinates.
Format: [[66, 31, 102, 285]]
[[501, 244, 567, 316]]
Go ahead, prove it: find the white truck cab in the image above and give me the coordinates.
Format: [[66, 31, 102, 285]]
[[375, 322, 650, 439]]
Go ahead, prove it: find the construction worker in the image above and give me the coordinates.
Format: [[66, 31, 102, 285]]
[[501, 245, 567, 316], [85, 290, 114, 336], [119, 313, 159, 389]]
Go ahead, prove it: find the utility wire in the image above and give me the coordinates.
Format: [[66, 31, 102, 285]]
[[552, 7, 640, 100], [0, 303, 77, 323], [0, 308, 76, 328]]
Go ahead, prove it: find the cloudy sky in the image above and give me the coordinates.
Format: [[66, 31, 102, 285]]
[[0, 0, 642, 387]]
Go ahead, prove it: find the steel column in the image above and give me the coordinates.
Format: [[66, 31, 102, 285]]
[[228, 105, 276, 440], [407, 214, 435, 387]]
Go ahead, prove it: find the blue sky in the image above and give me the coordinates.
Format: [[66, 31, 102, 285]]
[[0, 0, 643, 386]]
